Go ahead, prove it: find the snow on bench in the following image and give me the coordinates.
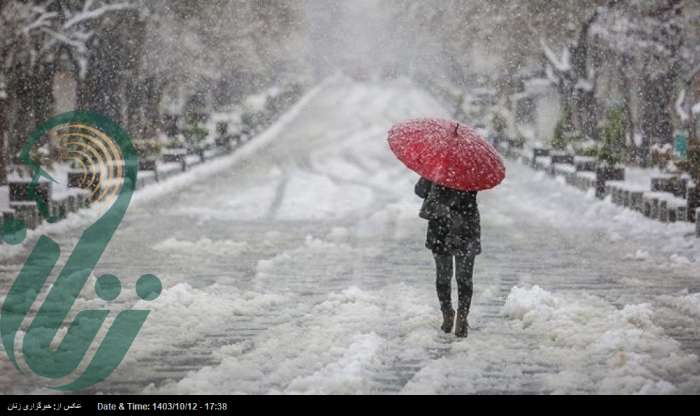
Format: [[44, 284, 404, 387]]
[[553, 163, 578, 185], [573, 171, 596, 192], [533, 155, 552, 172], [642, 191, 688, 222], [605, 180, 647, 193], [157, 161, 185, 181], [625, 167, 666, 188], [204, 148, 224, 159], [553, 163, 576, 174], [573, 156, 596, 172], [185, 154, 203, 168], [136, 170, 157, 190], [52, 184, 90, 201]]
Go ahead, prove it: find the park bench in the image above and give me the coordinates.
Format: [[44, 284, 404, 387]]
[[157, 161, 185, 182], [650, 175, 688, 198], [574, 171, 596, 192], [573, 156, 596, 172], [534, 156, 551, 172], [9, 201, 40, 230], [529, 147, 549, 168], [685, 185, 698, 223], [0, 210, 15, 242], [641, 191, 688, 222], [553, 163, 577, 185], [603, 181, 644, 209], [185, 154, 203, 170], [48, 186, 90, 221], [550, 152, 574, 166], [162, 148, 188, 172]]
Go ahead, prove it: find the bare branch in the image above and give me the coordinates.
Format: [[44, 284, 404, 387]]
[[63, 1, 135, 29]]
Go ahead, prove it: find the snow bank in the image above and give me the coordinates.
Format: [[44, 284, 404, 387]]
[[502, 285, 699, 394], [658, 291, 700, 318], [124, 283, 288, 365], [491, 161, 698, 265]]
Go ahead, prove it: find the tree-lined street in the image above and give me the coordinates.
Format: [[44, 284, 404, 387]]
[[2, 0, 700, 396], [3, 78, 698, 394]]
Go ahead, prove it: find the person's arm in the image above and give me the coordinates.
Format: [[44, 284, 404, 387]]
[[414, 177, 431, 199]]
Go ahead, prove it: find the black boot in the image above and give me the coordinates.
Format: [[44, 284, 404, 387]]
[[454, 305, 469, 338], [440, 308, 455, 333]]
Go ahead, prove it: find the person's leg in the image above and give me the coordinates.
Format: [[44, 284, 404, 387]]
[[433, 253, 453, 310], [454, 255, 475, 309], [454, 255, 475, 337], [433, 253, 455, 333]]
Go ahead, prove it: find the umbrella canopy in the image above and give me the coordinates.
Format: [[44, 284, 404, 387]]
[[388, 118, 505, 191]]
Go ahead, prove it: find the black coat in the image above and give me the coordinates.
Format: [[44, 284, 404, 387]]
[[415, 177, 481, 256]]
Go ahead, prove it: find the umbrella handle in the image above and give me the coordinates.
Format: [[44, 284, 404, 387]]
[[453, 123, 459, 137]]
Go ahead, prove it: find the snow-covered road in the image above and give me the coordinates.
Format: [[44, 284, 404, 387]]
[[2, 78, 700, 394]]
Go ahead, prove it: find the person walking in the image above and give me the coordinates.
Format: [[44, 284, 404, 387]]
[[387, 118, 504, 338], [414, 177, 480, 338]]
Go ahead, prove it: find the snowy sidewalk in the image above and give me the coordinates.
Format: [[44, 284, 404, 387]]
[[2, 78, 699, 394]]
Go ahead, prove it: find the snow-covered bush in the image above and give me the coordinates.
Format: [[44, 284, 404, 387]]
[[597, 107, 628, 167]]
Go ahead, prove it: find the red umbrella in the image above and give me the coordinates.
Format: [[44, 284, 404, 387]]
[[388, 118, 505, 191]]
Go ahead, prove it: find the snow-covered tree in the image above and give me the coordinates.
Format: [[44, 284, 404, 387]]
[[593, 0, 685, 162], [140, 1, 307, 123], [0, 0, 133, 184], [541, 8, 600, 142], [675, 1, 700, 142]]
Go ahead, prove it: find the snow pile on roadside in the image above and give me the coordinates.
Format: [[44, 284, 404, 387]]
[[501, 285, 559, 322], [503, 285, 700, 394], [124, 283, 288, 363], [494, 161, 698, 264], [658, 291, 700, 318]]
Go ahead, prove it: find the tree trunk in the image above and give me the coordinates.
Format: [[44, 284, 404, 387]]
[[640, 72, 676, 160], [32, 62, 56, 126], [0, 101, 7, 185], [82, 56, 125, 124], [618, 64, 634, 136], [559, 87, 575, 132], [574, 89, 597, 140], [143, 78, 165, 138], [570, 11, 598, 141], [126, 77, 146, 139], [77, 35, 125, 123], [9, 67, 35, 161]]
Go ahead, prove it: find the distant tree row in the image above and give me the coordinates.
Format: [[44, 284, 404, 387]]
[[0, 0, 308, 184], [389, 0, 700, 170]]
